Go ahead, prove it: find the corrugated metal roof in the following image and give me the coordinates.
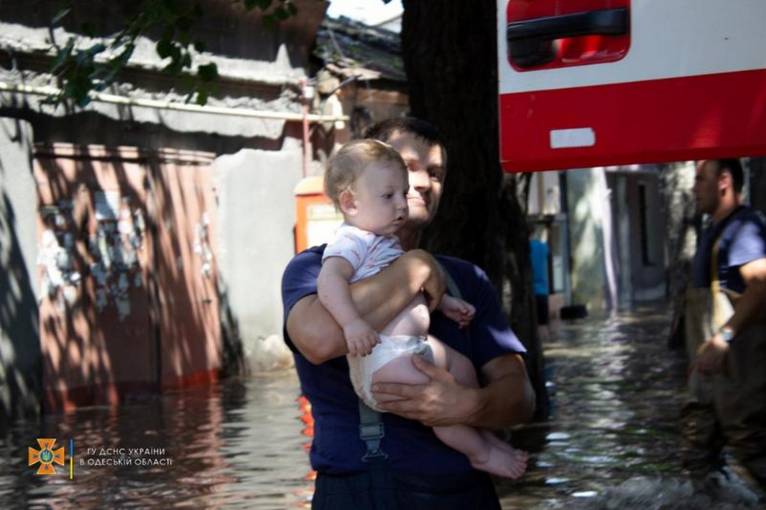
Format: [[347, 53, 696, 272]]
[[314, 16, 405, 83]]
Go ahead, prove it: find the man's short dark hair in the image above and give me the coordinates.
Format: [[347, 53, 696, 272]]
[[715, 158, 744, 194], [364, 117, 443, 147]]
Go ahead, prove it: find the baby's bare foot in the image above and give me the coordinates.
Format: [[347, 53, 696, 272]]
[[470, 446, 527, 479], [481, 430, 529, 463]]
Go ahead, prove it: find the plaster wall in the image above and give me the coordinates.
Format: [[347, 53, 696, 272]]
[[214, 147, 303, 372]]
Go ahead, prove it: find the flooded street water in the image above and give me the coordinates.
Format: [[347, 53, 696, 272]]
[[1, 308, 762, 509], [499, 308, 690, 508], [1, 375, 314, 509]]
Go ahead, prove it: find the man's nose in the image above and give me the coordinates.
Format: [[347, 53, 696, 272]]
[[408, 168, 429, 192]]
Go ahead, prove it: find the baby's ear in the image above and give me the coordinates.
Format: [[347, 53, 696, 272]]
[[338, 189, 357, 216]]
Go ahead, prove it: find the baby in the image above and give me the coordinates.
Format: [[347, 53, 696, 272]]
[[317, 139, 527, 479]]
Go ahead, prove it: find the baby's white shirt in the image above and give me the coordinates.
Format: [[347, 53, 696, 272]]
[[322, 224, 403, 283]]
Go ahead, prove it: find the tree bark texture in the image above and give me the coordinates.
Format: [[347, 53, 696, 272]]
[[749, 157, 766, 215], [401, 1, 548, 420], [657, 162, 698, 349]]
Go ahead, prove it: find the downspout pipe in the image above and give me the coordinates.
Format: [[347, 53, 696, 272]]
[[300, 79, 315, 179]]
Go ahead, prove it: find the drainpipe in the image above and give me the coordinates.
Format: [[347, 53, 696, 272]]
[[0, 81, 347, 123], [300, 79, 315, 178]]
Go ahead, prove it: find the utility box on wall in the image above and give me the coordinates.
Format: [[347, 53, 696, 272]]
[[293, 176, 343, 253]]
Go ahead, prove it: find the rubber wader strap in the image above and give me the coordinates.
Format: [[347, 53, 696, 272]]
[[442, 263, 462, 299], [356, 261, 462, 463], [708, 207, 746, 330], [358, 399, 388, 462], [710, 239, 725, 331]]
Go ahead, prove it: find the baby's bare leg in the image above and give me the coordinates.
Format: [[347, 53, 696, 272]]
[[371, 355, 431, 405], [429, 339, 523, 447], [371, 338, 527, 479], [426, 335, 477, 387], [432, 340, 527, 457], [425, 337, 527, 478]]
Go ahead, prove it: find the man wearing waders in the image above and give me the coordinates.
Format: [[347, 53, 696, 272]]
[[682, 159, 766, 494]]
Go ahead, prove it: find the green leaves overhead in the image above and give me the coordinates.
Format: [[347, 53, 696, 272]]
[[48, 0, 302, 107]]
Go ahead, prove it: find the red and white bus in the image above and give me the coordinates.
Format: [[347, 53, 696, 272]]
[[498, 0, 766, 172]]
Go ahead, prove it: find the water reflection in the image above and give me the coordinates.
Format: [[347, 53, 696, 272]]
[[1, 308, 761, 509], [0, 374, 312, 509], [498, 308, 760, 509]]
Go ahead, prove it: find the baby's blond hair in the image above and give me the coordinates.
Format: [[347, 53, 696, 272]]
[[324, 139, 407, 208]]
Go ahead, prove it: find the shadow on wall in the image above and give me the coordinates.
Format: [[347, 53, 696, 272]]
[[0, 118, 41, 423], [34, 143, 230, 413], [0, 191, 41, 422], [217, 281, 246, 377]]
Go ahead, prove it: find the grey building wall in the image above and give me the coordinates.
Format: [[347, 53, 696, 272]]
[[214, 146, 303, 373], [566, 166, 670, 313], [0, 117, 40, 419], [622, 172, 666, 302]]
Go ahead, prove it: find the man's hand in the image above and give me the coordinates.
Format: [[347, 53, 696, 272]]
[[343, 318, 379, 356], [696, 333, 730, 374], [372, 355, 480, 427]]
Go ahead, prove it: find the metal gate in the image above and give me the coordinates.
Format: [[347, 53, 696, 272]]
[[35, 144, 221, 412]]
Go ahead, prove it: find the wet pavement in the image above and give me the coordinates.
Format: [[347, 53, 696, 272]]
[[1, 308, 762, 509]]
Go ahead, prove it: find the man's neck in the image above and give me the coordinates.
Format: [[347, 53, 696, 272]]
[[398, 228, 421, 251], [712, 195, 740, 224]]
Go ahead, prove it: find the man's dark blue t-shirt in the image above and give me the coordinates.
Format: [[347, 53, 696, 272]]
[[692, 206, 766, 294], [281, 245, 526, 476]]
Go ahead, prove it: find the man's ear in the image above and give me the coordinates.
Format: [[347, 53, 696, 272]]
[[338, 189, 357, 216], [719, 170, 733, 194]]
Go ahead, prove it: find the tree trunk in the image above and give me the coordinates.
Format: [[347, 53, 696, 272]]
[[401, 1, 548, 420], [750, 157, 766, 215], [657, 162, 698, 350]]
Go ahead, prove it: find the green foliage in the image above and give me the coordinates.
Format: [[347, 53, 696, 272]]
[[48, 0, 301, 107]]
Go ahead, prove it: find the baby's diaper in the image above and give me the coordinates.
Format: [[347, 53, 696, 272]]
[[348, 334, 433, 412]]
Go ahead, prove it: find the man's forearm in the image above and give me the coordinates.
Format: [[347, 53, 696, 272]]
[[317, 266, 363, 328], [352, 251, 434, 329], [466, 354, 536, 429], [287, 250, 443, 364], [287, 295, 348, 363], [726, 260, 766, 335], [725, 283, 766, 336]]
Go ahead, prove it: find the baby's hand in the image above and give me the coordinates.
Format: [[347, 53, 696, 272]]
[[343, 318, 379, 356], [438, 295, 476, 328]]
